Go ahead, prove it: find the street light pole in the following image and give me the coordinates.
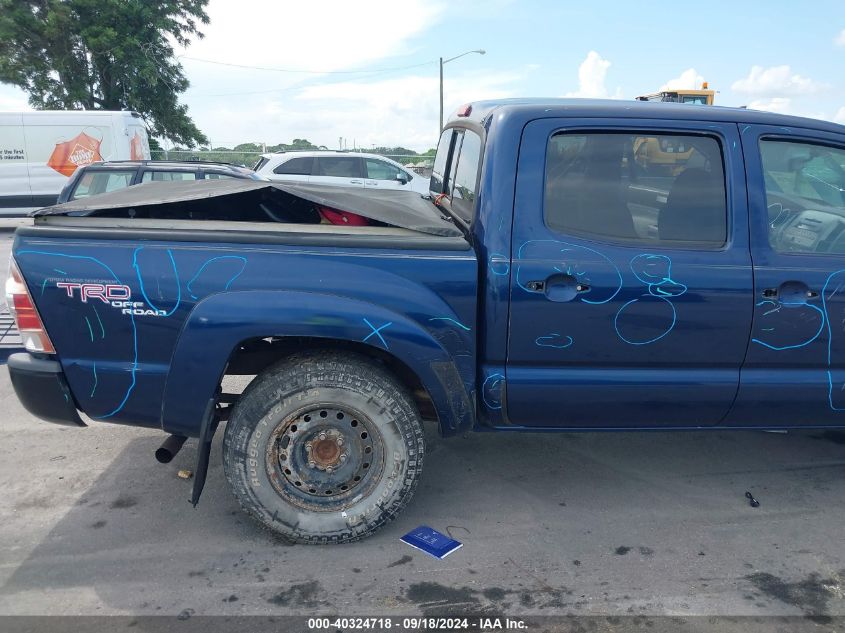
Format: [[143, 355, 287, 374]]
[[439, 49, 485, 134], [439, 56, 444, 136]]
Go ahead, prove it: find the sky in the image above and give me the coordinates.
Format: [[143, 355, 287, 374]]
[[1, 0, 844, 152]]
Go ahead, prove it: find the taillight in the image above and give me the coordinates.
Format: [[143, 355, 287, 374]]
[[5, 258, 55, 354]]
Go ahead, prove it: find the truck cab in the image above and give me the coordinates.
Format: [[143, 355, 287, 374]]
[[8, 99, 845, 543]]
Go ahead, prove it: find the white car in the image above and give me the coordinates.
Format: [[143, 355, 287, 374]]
[[254, 151, 429, 195]]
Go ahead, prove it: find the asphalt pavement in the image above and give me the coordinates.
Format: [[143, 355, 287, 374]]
[[0, 217, 843, 624]]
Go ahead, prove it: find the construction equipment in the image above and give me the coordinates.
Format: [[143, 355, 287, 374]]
[[636, 82, 715, 105]]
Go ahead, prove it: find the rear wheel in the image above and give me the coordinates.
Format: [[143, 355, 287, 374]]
[[222, 351, 425, 543]]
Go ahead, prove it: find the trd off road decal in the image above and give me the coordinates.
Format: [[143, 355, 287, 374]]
[[56, 282, 166, 316]]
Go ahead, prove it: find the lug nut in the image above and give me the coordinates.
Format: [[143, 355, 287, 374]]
[[318, 432, 327, 441], [336, 438, 344, 446], [308, 461, 316, 468], [326, 467, 333, 473], [340, 453, 348, 461]]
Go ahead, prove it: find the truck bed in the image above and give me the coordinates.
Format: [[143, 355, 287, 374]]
[[15, 191, 477, 437]]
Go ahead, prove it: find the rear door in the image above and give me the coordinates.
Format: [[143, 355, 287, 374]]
[[726, 125, 845, 427], [504, 118, 753, 428]]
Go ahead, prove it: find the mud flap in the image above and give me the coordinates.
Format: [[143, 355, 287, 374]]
[[190, 398, 219, 507]]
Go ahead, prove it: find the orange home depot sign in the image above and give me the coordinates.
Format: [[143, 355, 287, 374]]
[[130, 131, 145, 160], [47, 131, 103, 176]]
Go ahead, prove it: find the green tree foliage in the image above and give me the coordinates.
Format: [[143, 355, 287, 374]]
[[0, 0, 209, 147]]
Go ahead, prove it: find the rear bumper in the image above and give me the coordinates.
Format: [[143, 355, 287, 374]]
[[7, 353, 85, 426]]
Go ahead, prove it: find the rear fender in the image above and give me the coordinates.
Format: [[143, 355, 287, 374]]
[[161, 290, 474, 437]]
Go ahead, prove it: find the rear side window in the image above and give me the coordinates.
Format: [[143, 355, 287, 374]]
[[450, 130, 482, 218], [429, 129, 454, 194], [273, 157, 313, 175], [544, 132, 727, 247], [316, 157, 362, 178], [141, 171, 198, 182], [70, 170, 135, 200], [760, 139, 845, 255]]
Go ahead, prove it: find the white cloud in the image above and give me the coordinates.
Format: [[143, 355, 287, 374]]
[[193, 71, 519, 151], [182, 0, 445, 72], [835, 107, 845, 124], [746, 97, 794, 115], [175, 0, 462, 150], [565, 51, 614, 98], [836, 29, 845, 47], [732, 65, 826, 97], [660, 68, 705, 91]]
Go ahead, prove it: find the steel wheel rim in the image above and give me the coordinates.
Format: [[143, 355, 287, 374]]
[[264, 404, 385, 512]]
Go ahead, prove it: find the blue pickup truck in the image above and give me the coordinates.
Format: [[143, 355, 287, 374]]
[[7, 99, 845, 543]]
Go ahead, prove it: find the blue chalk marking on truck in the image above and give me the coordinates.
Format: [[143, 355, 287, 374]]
[[429, 317, 471, 331], [186, 255, 248, 300], [132, 247, 181, 317], [535, 333, 573, 349], [362, 318, 392, 349]]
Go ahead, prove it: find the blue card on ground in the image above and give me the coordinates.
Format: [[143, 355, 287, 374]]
[[400, 525, 463, 559]]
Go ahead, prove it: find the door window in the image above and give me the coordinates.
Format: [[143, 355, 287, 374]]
[[141, 171, 198, 182], [70, 170, 135, 199], [315, 157, 362, 178], [759, 139, 845, 255], [544, 132, 727, 247], [365, 159, 406, 181]]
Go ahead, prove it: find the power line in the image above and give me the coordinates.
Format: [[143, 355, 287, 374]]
[[180, 55, 436, 75]]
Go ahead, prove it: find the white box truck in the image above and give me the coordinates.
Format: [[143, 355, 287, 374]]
[[0, 110, 151, 216]]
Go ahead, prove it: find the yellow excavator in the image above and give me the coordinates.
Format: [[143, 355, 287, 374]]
[[633, 83, 716, 174], [635, 82, 715, 106]]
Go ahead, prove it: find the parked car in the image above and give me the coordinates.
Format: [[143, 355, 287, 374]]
[[0, 110, 151, 216], [254, 150, 429, 195], [56, 160, 265, 204], [8, 99, 845, 544]]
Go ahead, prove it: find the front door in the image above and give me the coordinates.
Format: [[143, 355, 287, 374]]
[[726, 125, 845, 427], [504, 118, 753, 428]]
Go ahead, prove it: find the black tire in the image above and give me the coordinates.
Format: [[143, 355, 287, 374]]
[[222, 351, 425, 544]]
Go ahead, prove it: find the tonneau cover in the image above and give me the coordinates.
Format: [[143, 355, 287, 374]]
[[32, 179, 461, 237]]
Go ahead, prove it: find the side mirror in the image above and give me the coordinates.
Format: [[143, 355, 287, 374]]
[[395, 173, 409, 185]]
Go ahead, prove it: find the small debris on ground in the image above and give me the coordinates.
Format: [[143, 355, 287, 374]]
[[745, 491, 760, 508], [177, 469, 194, 480]]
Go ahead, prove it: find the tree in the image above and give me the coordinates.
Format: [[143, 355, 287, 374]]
[[0, 0, 209, 147]]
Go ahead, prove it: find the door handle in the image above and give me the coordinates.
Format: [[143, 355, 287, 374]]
[[349, 179, 363, 184], [763, 282, 819, 302], [526, 274, 590, 302]]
